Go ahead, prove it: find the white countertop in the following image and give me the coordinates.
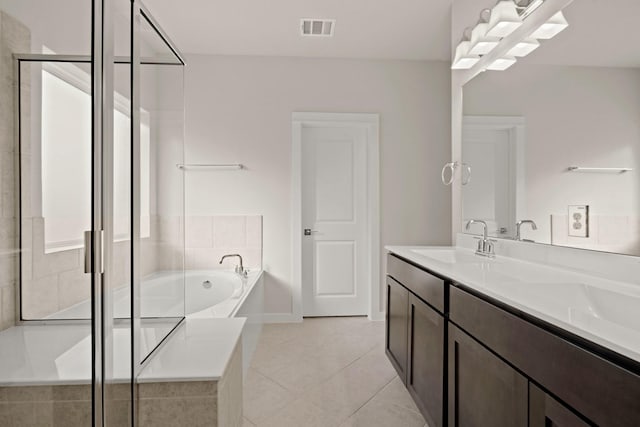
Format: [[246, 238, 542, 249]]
[[0, 318, 245, 386], [386, 245, 640, 364]]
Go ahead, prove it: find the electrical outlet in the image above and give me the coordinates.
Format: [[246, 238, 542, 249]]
[[568, 205, 589, 238]]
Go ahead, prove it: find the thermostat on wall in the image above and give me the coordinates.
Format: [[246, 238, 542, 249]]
[[568, 205, 589, 238]]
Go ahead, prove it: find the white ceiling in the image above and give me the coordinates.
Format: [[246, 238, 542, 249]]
[[144, 0, 453, 61], [144, 0, 640, 67]]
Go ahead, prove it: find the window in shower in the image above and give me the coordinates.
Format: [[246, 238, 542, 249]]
[[19, 59, 153, 320], [40, 62, 151, 254]]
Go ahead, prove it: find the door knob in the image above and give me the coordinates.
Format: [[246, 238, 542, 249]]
[[304, 229, 318, 236]]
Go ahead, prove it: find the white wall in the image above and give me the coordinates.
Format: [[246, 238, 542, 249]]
[[184, 55, 452, 317], [464, 64, 640, 254]]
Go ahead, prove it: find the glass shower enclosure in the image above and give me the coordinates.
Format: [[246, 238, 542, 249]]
[[0, 1, 185, 425]]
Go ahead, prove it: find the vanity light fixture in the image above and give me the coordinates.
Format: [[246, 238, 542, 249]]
[[451, 0, 569, 71], [452, 40, 481, 70], [530, 11, 569, 39], [486, 1, 523, 37], [487, 56, 517, 71], [468, 22, 501, 55], [506, 37, 540, 57], [517, 0, 544, 20]]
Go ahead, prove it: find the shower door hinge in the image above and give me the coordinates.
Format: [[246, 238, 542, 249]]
[[84, 230, 104, 274]]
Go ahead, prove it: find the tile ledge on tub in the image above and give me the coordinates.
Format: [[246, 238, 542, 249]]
[[138, 317, 246, 383]]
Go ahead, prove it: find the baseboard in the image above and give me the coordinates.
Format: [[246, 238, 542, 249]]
[[262, 313, 303, 323], [368, 310, 385, 322]]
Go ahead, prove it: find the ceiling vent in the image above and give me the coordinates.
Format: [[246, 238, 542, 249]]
[[300, 19, 335, 37]]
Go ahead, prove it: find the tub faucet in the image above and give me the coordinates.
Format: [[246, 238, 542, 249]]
[[466, 219, 495, 258], [516, 220, 538, 241], [219, 254, 246, 276]]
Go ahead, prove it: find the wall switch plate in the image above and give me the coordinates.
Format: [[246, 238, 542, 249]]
[[568, 205, 589, 238]]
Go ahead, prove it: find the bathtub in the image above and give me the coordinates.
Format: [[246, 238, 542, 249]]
[[51, 269, 263, 319], [48, 269, 264, 377], [143, 269, 264, 375], [185, 269, 265, 377], [185, 270, 263, 318]]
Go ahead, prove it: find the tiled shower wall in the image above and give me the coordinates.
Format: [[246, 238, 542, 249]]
[[184, 215, 262, 271], [0, 12, 29, 331], [21, 218, 89, 319], [20, 217, 137, 319], [21, 214, 180, 320]]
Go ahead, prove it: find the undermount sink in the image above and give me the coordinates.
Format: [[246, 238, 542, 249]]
[[410, 248, 483, 264], [491, 280, 640, 333]]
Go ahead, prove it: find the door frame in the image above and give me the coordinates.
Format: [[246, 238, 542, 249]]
[[462, 115, 526, 235], [291, 112, 380, 321]]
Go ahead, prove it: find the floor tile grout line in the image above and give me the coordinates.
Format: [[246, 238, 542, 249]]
[[252, 388, 340, 427], [251, 369, 295, 396], [252, 338, 380, 395], [286, 345, 394, 424], [342, 374, 399, 422], [247, 319, 405, 426]]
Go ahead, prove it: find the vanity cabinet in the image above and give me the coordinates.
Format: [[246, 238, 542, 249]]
[[386, 253, 640, 427], [386, 254, 446, 427], [448, 324, 528, 427], [385, 277, 409, 380], [450, 284, 640, 427]]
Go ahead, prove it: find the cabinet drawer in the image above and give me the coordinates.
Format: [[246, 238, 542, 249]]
[[387, 254, 445, 313], [450, 285, 640, 427]]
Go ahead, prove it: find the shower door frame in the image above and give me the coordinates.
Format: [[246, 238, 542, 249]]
[[10, 1, 114, 420], [12, 1, 185, 425], [12, 50, 124, 427]]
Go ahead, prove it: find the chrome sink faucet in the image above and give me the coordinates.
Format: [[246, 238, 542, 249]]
[[516, 220, 538, 241], [466, 220, 495, 258], [219, 254, 247, 277]]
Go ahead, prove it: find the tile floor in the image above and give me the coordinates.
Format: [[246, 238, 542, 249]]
[[242, 317, 428, 427]]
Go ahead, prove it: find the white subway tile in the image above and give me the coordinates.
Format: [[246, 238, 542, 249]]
[[245, 216, 263, 250], [185, 216, 213, 248], [0, 284, 15, 330], [213, 216, 246, 249], [57, 268, 91, 310], [22, 275, 58, 319]]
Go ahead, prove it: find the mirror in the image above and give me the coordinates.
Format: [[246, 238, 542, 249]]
[[461, 0, 640, 256]]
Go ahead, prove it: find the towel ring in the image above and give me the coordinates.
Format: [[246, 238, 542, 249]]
[[441, 162, 457, 185], [441, 161, 472, 186], [461, 163, 472, 186]]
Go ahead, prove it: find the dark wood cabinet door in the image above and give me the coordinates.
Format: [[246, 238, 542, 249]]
[[386, 277, 409, 382], [407, 294, 444, 427], [450, 285, 640, 426], [448, 325, 528, 427], [529, 384, 591, 427]]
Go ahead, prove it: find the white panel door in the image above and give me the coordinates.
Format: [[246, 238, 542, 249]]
[[301, 126, 368, 316], [462, 127, 513, 236]]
